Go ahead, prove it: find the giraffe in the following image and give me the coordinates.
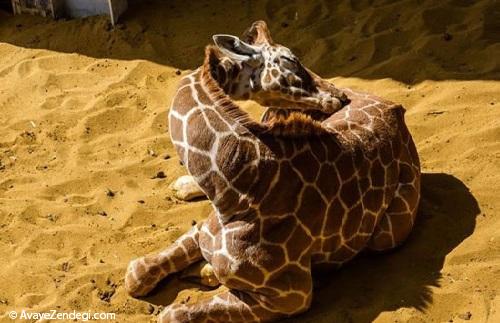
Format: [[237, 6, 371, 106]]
[[125, 21, 421, 322]]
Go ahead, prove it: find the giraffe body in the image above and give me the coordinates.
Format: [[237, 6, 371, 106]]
[[125, 21, 420, 322]]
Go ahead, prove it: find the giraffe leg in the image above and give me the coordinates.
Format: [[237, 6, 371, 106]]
[[158, 289, 287, 323], [125, 223, 204, 297], [171, 175, 206, 201], [160, 264, 313, 323], [368, 163, 420, 251]]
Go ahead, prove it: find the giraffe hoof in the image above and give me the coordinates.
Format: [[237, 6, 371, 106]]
[[171, 175, 205, 201], [180, 261, 220, 288]]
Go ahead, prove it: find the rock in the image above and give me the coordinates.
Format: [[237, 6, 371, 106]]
[[443, 32, 453, 41], [152, 171, 166, 179], [106, 189, 116, 197], [170, 175, 206, 201], [458, 312, 472, 320], [97, 288, 115, 302]]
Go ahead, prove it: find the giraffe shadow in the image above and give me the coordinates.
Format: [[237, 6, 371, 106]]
[[285, 172, 480, 323]]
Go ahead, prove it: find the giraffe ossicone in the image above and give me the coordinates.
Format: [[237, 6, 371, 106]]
[[125, 20, 421, 323]]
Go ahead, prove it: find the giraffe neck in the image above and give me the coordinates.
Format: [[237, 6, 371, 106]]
[[169, 54, 268, 223]]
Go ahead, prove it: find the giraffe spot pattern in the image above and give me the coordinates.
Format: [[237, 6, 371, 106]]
[[340, 177, 361, 207], [323, 198, 346, 236], [316, 164, 340, 200], [186, 113, 216, 151], [260, 162, 302, 215], [291, 150, 320, 182], [187, 151, 211, 177], [265, 264, 311, 294], [168, 114, 183, 142], [204, 108, 230, 132], [285, 225, 313, 261], [296, 186, 326, 235], [258, 244, 287, 272], [262, 215, 297, 244], [232, 165, 258, 192], [342, 203, 364, 240], [172, 86, 197, 116], [249, 160, 279, 203]]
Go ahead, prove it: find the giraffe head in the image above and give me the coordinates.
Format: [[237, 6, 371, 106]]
[[210, 21, 347, 114]]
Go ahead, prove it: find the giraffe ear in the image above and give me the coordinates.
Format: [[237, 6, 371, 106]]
[[212, 34, 262, 63], [242, 20, 274, 45]]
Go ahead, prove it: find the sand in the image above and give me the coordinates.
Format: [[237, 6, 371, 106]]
[[0, 0, 498, 322]]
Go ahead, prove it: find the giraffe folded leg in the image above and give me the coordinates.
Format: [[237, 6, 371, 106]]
[[125, 223, 204, 297], [158, 289, 285, 323]]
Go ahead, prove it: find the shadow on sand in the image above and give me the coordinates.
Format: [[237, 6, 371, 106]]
[[139, 173, 479, 322], [1, 0, 498, 83]]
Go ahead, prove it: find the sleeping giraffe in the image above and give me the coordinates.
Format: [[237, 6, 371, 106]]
[[125, 21, 421, 322]]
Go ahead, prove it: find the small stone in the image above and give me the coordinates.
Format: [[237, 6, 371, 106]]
[[458, 312, 472, 320], [443, 32, 453, 41], [98, 211, 108, 217], [97, 288, 115, 302], [147, 304, 155, 314], [106, 189, 115, 197], [61, 262, 70, 272], [152, 171, 166, 179], [191, 220, 197, 226], [137, 200, 145, 204], [175, 70, 181, 75], [163, 154, 171, 160]]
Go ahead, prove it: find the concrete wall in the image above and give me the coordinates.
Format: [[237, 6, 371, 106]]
[[11, 0, 127, 24], [64, 0, 108, 18]]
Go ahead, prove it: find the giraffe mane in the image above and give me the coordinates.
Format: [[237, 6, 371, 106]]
[[262, 112, 331, 138], [201, 45, 332, 138]]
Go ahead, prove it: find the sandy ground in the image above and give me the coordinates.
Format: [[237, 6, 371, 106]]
[[0, 0, 499, 322]]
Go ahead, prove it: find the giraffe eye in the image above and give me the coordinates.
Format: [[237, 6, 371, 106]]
[[280, 56, 297, 70], [281, 56, 296, 63]]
